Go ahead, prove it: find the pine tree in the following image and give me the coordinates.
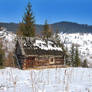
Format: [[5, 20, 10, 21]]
[[18, 1, 35, 37], [70, 44, 75, 66], [64, 46, 69, 65], [0, 42, 4, 66], [55, 28, 59, 40], [74, 46, 81, 67], [82, 59, 88, 68], [48, 26, 53, 38], [17, 23, 24, 36], [42, 20, 52, 39]]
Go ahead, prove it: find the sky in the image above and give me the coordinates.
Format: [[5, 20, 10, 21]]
[[0, 0, 92, 25]]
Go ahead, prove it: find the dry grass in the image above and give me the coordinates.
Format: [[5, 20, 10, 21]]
[[25, 65, 69, 70]]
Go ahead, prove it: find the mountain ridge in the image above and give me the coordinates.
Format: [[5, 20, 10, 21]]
[[0, 21, 92, 33]]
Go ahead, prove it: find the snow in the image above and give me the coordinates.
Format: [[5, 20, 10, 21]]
[[0, 28, 16, 57], [59, 33, 92, 67], [34, 40, 62, 51], [0, 67, 92, 92]]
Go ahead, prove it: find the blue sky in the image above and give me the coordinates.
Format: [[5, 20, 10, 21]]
[[0, 0, 92, 25]]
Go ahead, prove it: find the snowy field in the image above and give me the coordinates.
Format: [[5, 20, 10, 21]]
[[0, 67, 92, 92]]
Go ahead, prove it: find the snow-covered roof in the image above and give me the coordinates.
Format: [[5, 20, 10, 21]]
[[17, 37, 62, 56]]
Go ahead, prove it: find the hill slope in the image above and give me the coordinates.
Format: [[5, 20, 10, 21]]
[[59, 33, 92, 67], [51, 21, 92, 33], [0, 21, 92, 33]]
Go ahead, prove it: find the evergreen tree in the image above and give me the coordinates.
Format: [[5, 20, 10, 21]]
[[55, 28, 59, 40], [82, 59, 88, 68], [48, 26, 53, 38], [18, 1, 35, 37], [70, 44, 75, 66], [0, 43, 4, 66], [74, 46, 81, 67], [64, 46, 69, 65], [42, 20, 52, 39], [17, 23, 24, 36]]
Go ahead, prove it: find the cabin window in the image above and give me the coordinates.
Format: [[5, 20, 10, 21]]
[[49, 57, 55, 64], [51, 58, 53, 62]]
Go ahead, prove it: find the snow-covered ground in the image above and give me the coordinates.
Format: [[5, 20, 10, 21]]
[[59, 33, 92, 67], [0, 28, 16, 57], [0, 67, 92, 92]]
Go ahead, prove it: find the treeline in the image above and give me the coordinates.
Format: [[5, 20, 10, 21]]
[[62, 44, 88, 67]]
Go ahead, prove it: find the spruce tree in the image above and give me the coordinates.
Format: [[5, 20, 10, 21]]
[[55, 28, 59, 40], [75, 46, 81, 67], [82, 59, 88, 68], [70, 44, 75, 66], [0, 43, 4, 66], [48, 26, 53, 38], [18, 1, 35, 37], [64, 46, 69, 65], [42, 20, 52, 39]]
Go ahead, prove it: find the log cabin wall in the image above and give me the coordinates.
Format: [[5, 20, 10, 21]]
[[22, 56, 64, 69], [55, 57, 64, 65]]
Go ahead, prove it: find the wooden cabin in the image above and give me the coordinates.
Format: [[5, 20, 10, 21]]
[[15, 37, 64, 69]]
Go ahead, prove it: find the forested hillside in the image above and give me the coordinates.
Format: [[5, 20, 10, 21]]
[[0, 21, 92, 33]]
